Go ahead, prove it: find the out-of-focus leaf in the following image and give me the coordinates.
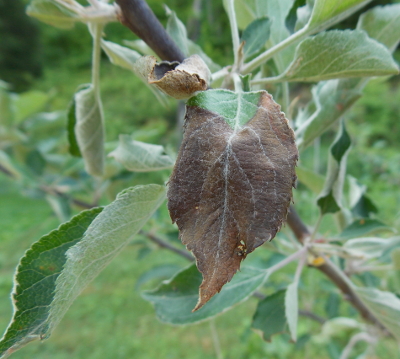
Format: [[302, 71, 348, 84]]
[[279, 30, 398, 82], [357, 4, 400, 52], [123, 39, 157, 57], [45, 194, 71, 223], [74, 84, 104, 176], [108, 135, 174, 172], [165, 9, 220, 72], [296, 166, 324, 193], [168, 90, 298, 310], [317, 121, 351, 215], [315, 317, 363, 343], [165, 6, 189, 56], [307, 0, 372, 32], [252, 289, 287, 342], [391, 248, 400, 270], [348, 176, 378, 219], [25, 149, 46, 176], [13, 91, 49, 123], [232, 0, 257, 29], [142, 264, 268, 325], [26, 0, 78, 29], [0, 208, 103, 359], [0, 151, 22, 179], [240, 74, 252, 92], [66, 100, 81, 157], [285, 281, 299, 341], [339, 219, 392, 239], [296, 79, 362, 150], [343, 237, 391, 259], [135, 264, 182, 290], [286, 0, 306, 33], [354, 287, 400, 340], [241, 17, 271, 58], [101, 40, 141, 71]]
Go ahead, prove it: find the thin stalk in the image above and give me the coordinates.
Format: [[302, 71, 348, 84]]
[[210, 320, 224, 359], [251, 75, 285, 85], [267, 246, 308, 275], [282, 81, 290, 116], [91, 23, 103, 94], [242, 25, 310, 74], [232, 73, 243, 93], [224, 0, 240, 68], [309, 214, 322, 242]]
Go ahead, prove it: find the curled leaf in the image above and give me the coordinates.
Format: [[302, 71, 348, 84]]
[[167, 90, 298, 310], [136, 55, 211, 99]]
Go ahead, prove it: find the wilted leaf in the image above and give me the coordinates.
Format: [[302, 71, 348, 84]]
[[0, 208, 102, 358], [108, 135, 174, 172], [354, 287, 400, 340], [167, 89, 298, 310], [137, 55, 211, 100], [280, 30, 398, 82], [143, 264, 268, 325], [252, 289, 287, 342], [241, 17, 271, 58], [26, 0, 78, 29], [74, 84, 105, 176]]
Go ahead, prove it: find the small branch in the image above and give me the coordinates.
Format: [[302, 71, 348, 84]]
[[140, 230, 194, 261], [115, 0, 185, 62], [286, 205, 388, 333]]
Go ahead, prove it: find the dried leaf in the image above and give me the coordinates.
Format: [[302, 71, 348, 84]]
[[136, 55, 211, 99], [167, 90, 298, 310]]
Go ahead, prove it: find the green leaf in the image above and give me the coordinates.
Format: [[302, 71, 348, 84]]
[[0, 208, 103, 358], [26, 0, 78, 29], [252, 289, 287, 342], [232, 0, 257, 29], [0, 151, 22, 180], [187, 90, 261, 130], [142, 264, 268, 325], [285, 282, 299, 342], [296, 79, 362, 150], [135, 264, 182, 290], [354, 287, 400, 340], [317, 121, 351, 215], [296, 166, 325, 193], [280, 30, 398, 82], [123, 39, 157, 57], [66, 100, 81, 157], [391, 248, 400, 271], [240, 74, 252, 92], [343, 237, 392, 259], [13, 90, 49, 123], [357, 4, 400, 52], [307, 0, 372, 32], [108, 135, 174, 172], [241, 17, 271, 58], [165, 6, 189, 56], [339, 219, 392, 239], [45, 185, 166, 333], [74, 84, 105, 176], [165, 8, 220, 72], [101, 40, 141, 71], [286, 0, 307, 33], [347, 176, 378, 218], [45, 194, 71, 223]]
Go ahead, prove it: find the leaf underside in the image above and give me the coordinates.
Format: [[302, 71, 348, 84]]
[[167, 90, 298, 310]]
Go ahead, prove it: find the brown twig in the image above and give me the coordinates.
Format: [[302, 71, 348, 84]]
[[115, 0, 185, 62], [117, 0, 388, 335], [140, 230, 194, 261]]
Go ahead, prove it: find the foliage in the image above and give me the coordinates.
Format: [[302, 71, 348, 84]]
[[1, 0, 400, 358]]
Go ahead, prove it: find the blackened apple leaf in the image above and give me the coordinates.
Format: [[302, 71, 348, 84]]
[[167, 89, 298, 311]]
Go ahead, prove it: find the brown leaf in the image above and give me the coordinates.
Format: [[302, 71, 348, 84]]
[[167, 90, 298, 310], [134, 55, 210, 99]]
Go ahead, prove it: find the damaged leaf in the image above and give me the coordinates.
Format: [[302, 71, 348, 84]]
[[167, 89, 298, 310], [136, 55, 211, 100]]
